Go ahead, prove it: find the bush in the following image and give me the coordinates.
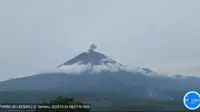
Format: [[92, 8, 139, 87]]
[[36, 96, 90, 112]]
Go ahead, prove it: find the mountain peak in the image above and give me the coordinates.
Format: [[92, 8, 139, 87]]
[[56, 44, 128, 73], [56, 44, 155, 75], [58, 44, 113, 67]]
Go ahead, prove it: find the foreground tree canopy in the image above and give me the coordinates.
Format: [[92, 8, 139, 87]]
[[36, 96, 90, 112]]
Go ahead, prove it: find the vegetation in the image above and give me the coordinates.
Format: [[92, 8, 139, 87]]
[[0, 91, 197, 111], [36, 96, 90, 112]]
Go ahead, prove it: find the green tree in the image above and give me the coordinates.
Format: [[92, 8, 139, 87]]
[[36, 96, 90, 112]]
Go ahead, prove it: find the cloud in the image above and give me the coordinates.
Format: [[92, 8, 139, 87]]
[[43, 60, 134, 74], [48, 62, 91, 74], [41, 60, 149, 75]]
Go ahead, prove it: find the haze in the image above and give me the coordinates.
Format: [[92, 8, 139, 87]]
[[0, 0, 200, 81]]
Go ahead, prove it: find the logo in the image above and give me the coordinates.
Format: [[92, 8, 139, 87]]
[[183, 91, 200, 110]]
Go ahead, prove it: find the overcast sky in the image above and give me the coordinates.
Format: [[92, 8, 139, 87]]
[[0, 0, 200, 81]]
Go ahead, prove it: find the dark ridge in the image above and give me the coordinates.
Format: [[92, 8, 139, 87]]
[[174, 75, 184, 78], [142, 68, 153, 74]]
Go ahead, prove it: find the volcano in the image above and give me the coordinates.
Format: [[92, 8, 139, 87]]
[[55, 44, 152, 75], [56, 44, 128, 74], [58, 44, 119, 67]]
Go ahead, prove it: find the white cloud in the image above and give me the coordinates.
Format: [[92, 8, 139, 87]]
[[42, 59, 139, 74], [41, 59, 151, 75], [53, 61, 91, 74]]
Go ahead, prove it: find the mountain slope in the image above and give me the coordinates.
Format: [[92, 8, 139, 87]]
[[0, 71, 199, 99], [0, 44, 199, 111]]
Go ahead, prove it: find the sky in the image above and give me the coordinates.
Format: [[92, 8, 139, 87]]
[[0, 0, 200, 81]]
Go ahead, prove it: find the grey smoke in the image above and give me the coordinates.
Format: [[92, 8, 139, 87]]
[[89, 44, 97, 51]]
